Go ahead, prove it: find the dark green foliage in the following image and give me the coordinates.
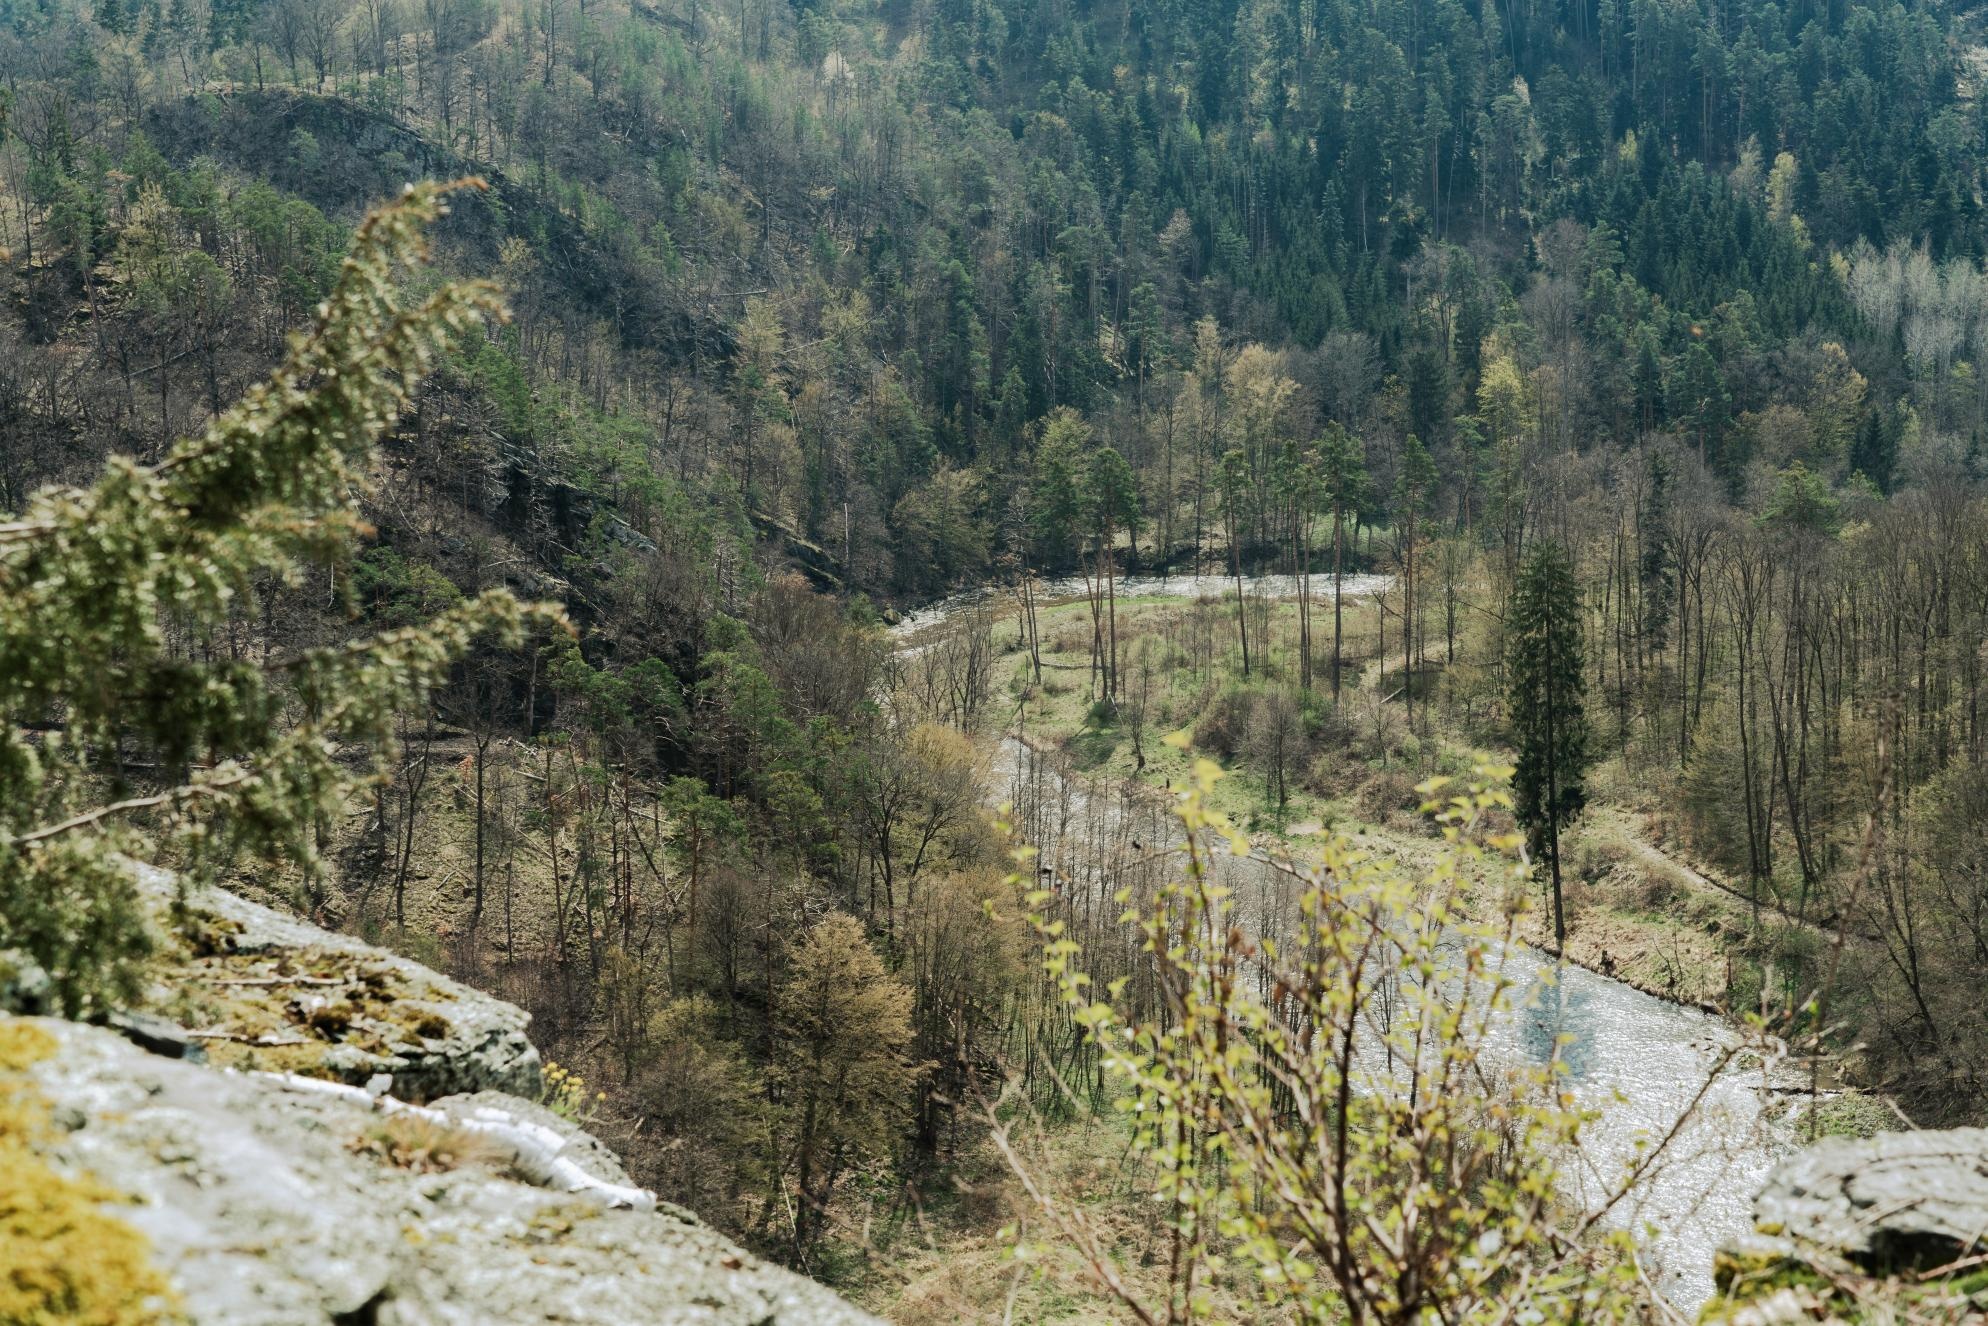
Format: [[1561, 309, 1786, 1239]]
[[1507, 543, 1589, 950]]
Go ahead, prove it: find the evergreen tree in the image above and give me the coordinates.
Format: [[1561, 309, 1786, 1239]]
[[1507, 542, 1589, 951], [1849, 405, 1900, 494], [1668, 342, 1730, 468], [0, 181, 558, 1014], [1638, 447, 1675, 651], [96, 0, 132, 37]]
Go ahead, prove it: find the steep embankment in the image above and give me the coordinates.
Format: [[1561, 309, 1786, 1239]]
[[0, 871, 877, 1326]]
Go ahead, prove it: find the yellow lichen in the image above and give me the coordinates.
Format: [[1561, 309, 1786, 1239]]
[[0, 1018, 180, 1325], [161, 946, 461, 1081]]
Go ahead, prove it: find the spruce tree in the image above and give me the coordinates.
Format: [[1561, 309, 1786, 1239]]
[[1507, 541, 1588, 951], [0, 180, 560, 1015]]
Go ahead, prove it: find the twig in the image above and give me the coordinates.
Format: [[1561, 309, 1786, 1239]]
[[13, 765, 254, 844], [200, 974, 351, 988], [185, 1029, 310, 1046]]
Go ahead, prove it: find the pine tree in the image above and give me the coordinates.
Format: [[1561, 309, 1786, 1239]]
[[1848, 405, 1900, 495], [1507, 542, 1589, 951], [0, 181, 561, 1015], [96, 0, 133, 37], [1638, 447, 1675, 652]]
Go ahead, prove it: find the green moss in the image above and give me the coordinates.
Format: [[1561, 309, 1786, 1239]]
[[1802, 1091, 1899, 1141], [1706, 1237, 1988, 1323], [0, 1019, 181, 1325], [161, 944, 462, 1081]]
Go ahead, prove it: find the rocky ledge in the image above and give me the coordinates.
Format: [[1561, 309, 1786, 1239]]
[[0, 872, 878, 1326], [6, 1016, 876, 1325]]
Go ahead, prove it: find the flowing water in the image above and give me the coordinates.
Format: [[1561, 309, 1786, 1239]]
[[969, 684, 1796, 1312]]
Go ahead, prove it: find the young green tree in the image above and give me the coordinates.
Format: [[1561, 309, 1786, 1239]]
[[1008, 751, 1645, 1323], [1507, 542, 1590, 950], [0, 180, 558, 1015], [774, 911, 916, 1256]]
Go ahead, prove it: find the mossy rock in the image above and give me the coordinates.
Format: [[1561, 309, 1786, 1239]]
[[132, 864, 539, 1102], [0, 1019, 180, 1325], [9, 1016, 880, 1325]]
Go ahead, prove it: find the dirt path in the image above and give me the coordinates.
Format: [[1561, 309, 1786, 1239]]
[[1592, 807, 1862, 943]]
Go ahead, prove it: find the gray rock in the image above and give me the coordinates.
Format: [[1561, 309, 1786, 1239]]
[[1749, 1126, 1988, 1270], [133, 862, 540, 1101], [17, 1016, 880, 1326], [103, 1009, 208, 1062]]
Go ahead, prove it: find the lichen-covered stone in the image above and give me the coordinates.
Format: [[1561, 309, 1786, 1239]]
[[1705, 1125, 1988, 1322], [13, 1015, 879, 1326], [1749, 1126, 1988, 1270], [134, 863, 540, 1100]]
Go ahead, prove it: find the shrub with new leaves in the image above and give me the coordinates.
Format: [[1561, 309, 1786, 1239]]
[[1010, 740, 1647, 1324], [0, 180, 560, 1015]]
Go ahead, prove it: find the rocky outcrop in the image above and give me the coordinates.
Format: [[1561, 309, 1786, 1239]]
[[1709, 1126, 1988, 1321], [132, 862, 541, 1101], [1749, 1127, 1988, 1269], [11, 1015, 877, 1325], [0, 869, 878, 1325]]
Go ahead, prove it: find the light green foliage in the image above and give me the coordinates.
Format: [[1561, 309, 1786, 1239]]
[[1013, 747, 1642, 1323], [0, 181, 561, 1015], [774, 912, 917, 1252], [1757, 462, 1841, 535]]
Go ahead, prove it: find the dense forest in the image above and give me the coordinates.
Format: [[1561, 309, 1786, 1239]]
[[6, 0, 1988, 1313]]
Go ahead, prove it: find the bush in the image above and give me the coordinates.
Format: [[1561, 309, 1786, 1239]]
[[1355, 765, 1420, 822], [0, 183, 556, 1016], [1010, 755, 1649, 1322], [1189, 683, 1250, 760]]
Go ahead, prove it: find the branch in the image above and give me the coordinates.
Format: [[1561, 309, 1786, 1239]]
[[12, 764, 254, 845]]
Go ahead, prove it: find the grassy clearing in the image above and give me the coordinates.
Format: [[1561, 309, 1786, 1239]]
[[989, 586, 1806, 1017]]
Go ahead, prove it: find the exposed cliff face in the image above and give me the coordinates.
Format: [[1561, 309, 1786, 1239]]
[[0, 873, 878, 1326]]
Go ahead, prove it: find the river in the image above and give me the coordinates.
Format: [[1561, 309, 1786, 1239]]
[[894, 575, 1796, 1312]]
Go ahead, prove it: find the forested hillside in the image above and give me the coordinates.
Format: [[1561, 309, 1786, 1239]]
[[7, 0, 1988, 1314]]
